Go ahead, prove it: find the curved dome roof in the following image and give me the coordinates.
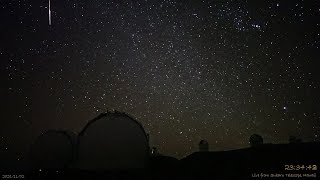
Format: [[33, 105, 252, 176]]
[[29, 130, 75, 169], [77, 112, 149, 170], [199, 140, 208, 145], [249, 134, 263, 146]]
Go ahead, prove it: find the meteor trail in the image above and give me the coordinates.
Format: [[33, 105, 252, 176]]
[[48, 0, 51, 25]]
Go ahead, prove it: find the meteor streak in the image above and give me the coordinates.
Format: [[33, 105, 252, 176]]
[[48, 0, 51, 25]]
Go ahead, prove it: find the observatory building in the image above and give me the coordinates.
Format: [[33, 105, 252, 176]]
[[29, 130, 76, 169], [76, 112, 150, 170], [199, 140, 209, 152], [249, 134, 264, 147]]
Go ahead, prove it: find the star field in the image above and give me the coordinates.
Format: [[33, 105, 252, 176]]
[[1, 0, 319, 158]]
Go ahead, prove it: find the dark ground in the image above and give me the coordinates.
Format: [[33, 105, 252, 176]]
[[1, 142, 319, 179]]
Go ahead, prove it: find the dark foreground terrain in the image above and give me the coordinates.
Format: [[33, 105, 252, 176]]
[[1, 142, 319, 179]]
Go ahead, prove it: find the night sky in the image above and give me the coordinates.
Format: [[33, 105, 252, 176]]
[[1, 0, 319, 158]]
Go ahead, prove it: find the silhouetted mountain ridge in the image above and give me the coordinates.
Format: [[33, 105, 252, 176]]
[[0, 112, 319, 179]]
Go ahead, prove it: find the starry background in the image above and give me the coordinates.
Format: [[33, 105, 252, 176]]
[[0, 0, 319, 158]]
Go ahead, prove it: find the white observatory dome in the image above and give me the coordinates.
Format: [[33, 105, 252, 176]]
[[77, 112, 149, 170], [29, 130, 76, 169]]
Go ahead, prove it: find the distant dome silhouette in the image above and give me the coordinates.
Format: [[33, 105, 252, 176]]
[[199, 140, 209, 152], [249, 134, 263, 146], [289, 136, 302, 143], [29, 130, 76, 169], [77, 112, 150, 170]]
